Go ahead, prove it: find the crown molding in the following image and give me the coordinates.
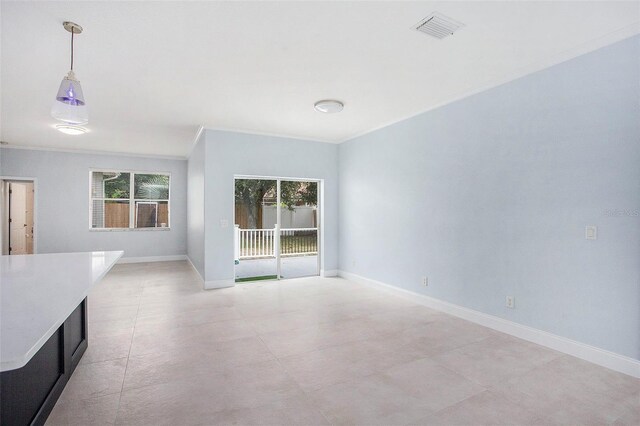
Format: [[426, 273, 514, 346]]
[[202, 125, 336, 145], [0, 143, 187, 161]]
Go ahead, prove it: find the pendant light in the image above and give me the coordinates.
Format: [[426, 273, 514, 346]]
[[51, 21, 88, 126]]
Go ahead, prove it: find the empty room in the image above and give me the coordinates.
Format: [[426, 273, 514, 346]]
[[0, 1, 638, 425]]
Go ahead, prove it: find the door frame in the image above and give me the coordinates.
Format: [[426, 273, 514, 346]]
[[233, 174, 324, 281], [1, 176, 38, 255]]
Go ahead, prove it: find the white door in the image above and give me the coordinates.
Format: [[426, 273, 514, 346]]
[[9, 183, 28, 255], [25, 182, 34, 253]]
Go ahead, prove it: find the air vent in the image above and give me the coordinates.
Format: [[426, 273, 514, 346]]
[[415, 12, 464, 39]]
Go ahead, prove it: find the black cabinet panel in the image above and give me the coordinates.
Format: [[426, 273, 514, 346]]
[[0, 329, 64, 426], [0, 298, 88, 426], [67, 302, 85, 357]]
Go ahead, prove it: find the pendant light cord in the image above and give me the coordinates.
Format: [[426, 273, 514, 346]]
[[70, 30, 74, 71]]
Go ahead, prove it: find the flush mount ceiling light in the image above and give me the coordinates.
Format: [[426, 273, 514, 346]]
[[314, 100, 344, 114], [55, 124, 87, 135], [51, 21, 88, 125]]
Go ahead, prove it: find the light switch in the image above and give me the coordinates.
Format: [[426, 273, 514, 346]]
[[585, 225, 597, 240], [220, 219, 229, 228]]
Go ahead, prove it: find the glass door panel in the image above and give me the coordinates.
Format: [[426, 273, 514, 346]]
[[234, 178, 278, 282], [278, 180, 319, 279]]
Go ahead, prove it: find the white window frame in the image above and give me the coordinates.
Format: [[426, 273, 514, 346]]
[[89, 169, 171, 231]]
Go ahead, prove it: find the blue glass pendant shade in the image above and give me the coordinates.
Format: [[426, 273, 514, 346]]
[[55, 71, 85, 105], [51, 70, 88, 125]]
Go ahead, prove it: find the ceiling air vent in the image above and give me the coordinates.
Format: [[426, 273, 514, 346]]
[[414, 12, 464, 39]]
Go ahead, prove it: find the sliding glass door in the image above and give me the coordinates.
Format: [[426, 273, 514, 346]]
[[234, 178, 278, 282], [278, 180, 319, 279], [234, 177, 319, 282]]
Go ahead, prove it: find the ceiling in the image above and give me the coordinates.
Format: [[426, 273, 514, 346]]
[[1, 1, 638, 158]]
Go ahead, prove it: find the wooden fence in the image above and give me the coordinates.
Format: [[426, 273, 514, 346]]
[[234, 203, 262, 230], [235, 203, 317, 229], [104, 203, 168, 228]]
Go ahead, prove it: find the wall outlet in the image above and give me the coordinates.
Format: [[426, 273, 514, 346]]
[[352, 260, 356, 267], [422, 276, 428, 286], [505, 296, 515, 309]]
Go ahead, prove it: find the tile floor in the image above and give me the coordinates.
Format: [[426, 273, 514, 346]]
[[46, 261, 640, 425]]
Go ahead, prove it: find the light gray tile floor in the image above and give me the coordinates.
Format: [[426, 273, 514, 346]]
[[46, 261, 640, 425]]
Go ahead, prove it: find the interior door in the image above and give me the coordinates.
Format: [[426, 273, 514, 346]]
[[25, 182, 34, 253], [9, 182, 28, 255]]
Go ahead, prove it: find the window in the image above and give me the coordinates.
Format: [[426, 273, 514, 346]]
[[90, 170, 170, 229]]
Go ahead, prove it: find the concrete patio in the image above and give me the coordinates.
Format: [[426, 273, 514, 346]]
[[235, 255, 318, 280]]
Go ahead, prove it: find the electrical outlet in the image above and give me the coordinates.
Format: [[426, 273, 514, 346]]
[[422, 276, 428, 286], [505, 296, 515, 309], [352, 260, 356, 267]]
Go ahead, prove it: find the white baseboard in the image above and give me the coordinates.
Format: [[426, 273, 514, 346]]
[[338, 270, 640, 378], [185, 256, 234, 290], [204, 279, 235, 290], [321, 269, 338, 277], [186, 255, 205, 282], [117, 255, 187, 264], [186, 255, 235, 290]]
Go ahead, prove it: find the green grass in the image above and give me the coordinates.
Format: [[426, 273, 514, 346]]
[[235, 275, 278, 283]]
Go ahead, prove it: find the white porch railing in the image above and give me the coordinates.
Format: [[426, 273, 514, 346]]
[[235, 226, 317, 260], [236, 227, 276, 259]]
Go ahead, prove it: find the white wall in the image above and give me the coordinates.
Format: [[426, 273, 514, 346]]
[[0, 148, 188, 259], [203, 129, 338, 286], [338, 35, 640, 360], [187, 133, 206, 278]]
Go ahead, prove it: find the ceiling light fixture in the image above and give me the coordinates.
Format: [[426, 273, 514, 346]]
[[314, 100, 344, 114], [55, 124, 87, 135], [51, 21, 88, 125]]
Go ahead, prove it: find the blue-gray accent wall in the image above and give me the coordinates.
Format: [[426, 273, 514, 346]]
[[338, 35, 640, 359], [203, 130, 339, 283], [1, 148, 188, 259]]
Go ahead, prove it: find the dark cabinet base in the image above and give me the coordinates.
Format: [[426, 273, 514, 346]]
[[1, 298, 88, 426]]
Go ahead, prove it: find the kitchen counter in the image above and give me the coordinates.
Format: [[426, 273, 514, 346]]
[[0, 251, 122, 425]]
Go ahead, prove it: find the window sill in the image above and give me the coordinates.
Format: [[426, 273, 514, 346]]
[[89, 227, 171, 232]]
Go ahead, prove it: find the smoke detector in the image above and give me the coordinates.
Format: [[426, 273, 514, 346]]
[[414, 12, 464, 39]]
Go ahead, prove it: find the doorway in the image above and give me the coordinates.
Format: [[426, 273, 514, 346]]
[[234, 177, 320, 282], [1, 179, 36, 255]]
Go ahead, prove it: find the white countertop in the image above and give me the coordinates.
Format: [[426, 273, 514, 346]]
[[0, 251, 123, 372]]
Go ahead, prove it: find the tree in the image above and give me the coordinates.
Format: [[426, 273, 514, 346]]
[[235, 179, 272, 229], [134, 174, 169, 199], [103, 172, 129, 199], [280, 181, 317, 209], [235, 180, 317, 228], [101, 173, 169, 200]]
